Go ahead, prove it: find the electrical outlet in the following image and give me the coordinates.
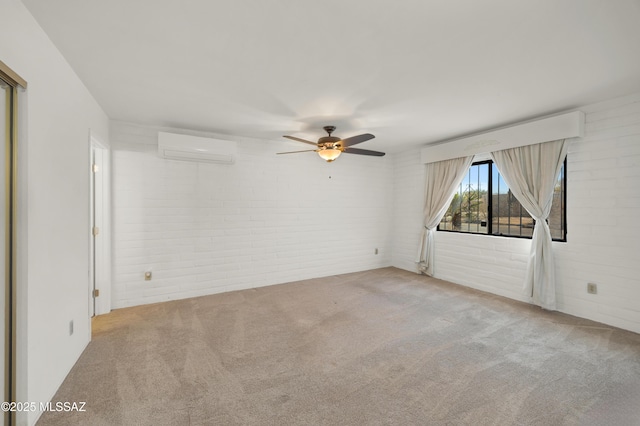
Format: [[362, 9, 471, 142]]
[[69, 320, 74, 336], [375, 248, 379, 255], [587, 283, 598, 294]]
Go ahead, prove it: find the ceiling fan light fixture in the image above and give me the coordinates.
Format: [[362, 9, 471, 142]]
[[279, 126, 382, 160], [317, 148, 342, 162]]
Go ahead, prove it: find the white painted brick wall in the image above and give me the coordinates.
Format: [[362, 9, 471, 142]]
[[392, 92, 640, 334], [391, 148, 425, 271], [111, 122, 393, 308]]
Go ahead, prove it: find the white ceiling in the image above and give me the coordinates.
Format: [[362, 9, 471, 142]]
[[22, 0, 640, 153]]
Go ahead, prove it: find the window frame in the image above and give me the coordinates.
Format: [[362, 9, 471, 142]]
[[437, 158, 567, 242]]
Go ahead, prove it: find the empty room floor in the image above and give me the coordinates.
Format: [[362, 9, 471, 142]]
[[38, 268, 640, 425]]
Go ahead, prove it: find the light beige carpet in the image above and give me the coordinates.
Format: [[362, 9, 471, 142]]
[[38, 267, 640, 425]]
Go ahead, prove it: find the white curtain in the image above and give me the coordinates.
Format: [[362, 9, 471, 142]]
[[490, 139, 568, 310], [416, 156, 474, 276]]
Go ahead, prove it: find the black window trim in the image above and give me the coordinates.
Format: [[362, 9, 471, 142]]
[[437, 158, 567, 242]]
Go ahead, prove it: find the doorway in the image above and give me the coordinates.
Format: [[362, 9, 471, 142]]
[[89, 137, 111, 317]]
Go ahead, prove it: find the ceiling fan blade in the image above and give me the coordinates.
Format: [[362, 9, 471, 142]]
[[283, 135, 318, 146], [341, 133, 375, 147], [276, 149, 318, 155], [343, 147, 385, 157]]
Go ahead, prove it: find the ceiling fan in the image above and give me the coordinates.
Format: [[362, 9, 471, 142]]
[[278, 126, 385, 162]]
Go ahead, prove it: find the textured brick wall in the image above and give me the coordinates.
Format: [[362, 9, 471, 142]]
[[110, 92, 640, 334], [392, 92, 640, 334], [555, 93, 640, 332], [111, 122, 393, 308], [391, 148, 425, 272]]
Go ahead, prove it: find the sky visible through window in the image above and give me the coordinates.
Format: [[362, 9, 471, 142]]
[[457, 164, 509, 194]]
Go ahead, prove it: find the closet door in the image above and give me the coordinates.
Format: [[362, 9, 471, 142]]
[[0, 76, 9, 422], [0, 61, 22, 425]]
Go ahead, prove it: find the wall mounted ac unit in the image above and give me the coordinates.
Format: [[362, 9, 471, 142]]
[[158, 132, 237, 164]]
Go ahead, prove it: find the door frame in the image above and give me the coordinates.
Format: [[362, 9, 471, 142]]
[[1, 59, 27, 426], [89, 133, 111, 319]]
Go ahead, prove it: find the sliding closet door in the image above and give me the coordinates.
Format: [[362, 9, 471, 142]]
[[0, 59, 23, 425], [1, 76, 10, 424]]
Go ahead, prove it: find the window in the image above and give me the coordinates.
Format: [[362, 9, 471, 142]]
[[438, 159, 566, 241]]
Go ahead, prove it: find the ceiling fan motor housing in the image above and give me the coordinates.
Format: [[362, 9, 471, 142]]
[[318, 135, 342, 148], [319, 126, 341, 148]]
